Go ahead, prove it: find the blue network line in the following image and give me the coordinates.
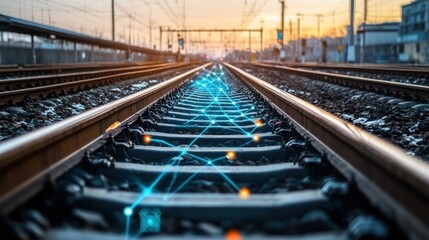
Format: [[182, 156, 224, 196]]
[[123, 66, 263, 238]]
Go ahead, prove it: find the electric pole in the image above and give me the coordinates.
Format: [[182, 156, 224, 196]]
[[348, 0, 355, 63], [297, 14, 302, 62], [361, 0, 368, 63], [316, 14, 323, 63], [279, 0, 285, 60], [111, 0, 115, 41]]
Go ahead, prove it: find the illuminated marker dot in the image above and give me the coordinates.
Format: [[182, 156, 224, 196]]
[[239, 187, 250, 200], [230, 119, 234, 122], [197, 82, 200, 85], [226, 230, 242, 240], [207, 74, 210, 77], [202, 84, 206, 87], [123, 207, 133, 216], [251, 106, 255, 110], [219, 88, 223, 91], [211, 120, 215, 124], [253, 134, 260, 142], [255, 119, 264, 127], [232, 101, 236, 105], [246, 132, 251, 136], [201, 109, 205, 112], [143, 135, 151, 144], [214, 98, 218, 101], [144, 188, 152, 195], [208, 160, 212, 165], [226, 151, 236, 160], [240, 113, 244, 117], [217, 77, 220, 80]]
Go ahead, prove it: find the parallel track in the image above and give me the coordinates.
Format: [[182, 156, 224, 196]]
[[0, 62, 192, 104], [0, 62, 161, 79], [250, 62, 429, 100], [0, 63, 428, 239], [263, 61, 429, 78]]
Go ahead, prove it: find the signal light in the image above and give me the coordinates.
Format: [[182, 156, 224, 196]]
[[178, 38, 184, 49], [276, 29, 283, 44]]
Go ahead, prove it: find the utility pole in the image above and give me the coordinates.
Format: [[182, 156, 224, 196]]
[[279, 0, 285, 60], [111, 0, 115, 41], [347, 0, 355, 63], [361, 0, 368, 63], [316, 14, 323, 63], [289, 20, 293, 59], [159, 27, 162, 51], [128, 14, 132, 44], [149, 7, 153, 49], [297, 14, 302, 62]]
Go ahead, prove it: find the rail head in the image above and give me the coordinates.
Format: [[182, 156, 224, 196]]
[[0, 63, 212, 211], [224, 62, 429, 239]]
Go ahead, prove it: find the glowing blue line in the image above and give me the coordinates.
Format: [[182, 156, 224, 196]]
[[212, 165, 240, 191], [125, 216, 131, 240], [172, 164, 208, 194]]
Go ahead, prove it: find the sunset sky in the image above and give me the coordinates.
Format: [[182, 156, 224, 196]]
[[0, 0, 413, 53]]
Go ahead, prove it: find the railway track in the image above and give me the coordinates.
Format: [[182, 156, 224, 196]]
[[249, 62, 429, 101], [263, 61, 429, 81], [1, 63, 428, 239], [0, 62, 192, 105], [0, 62, 162, 79]]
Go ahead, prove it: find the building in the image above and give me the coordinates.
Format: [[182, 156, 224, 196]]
[[356, 22, 400, 63], [398, 0, 429, 63]]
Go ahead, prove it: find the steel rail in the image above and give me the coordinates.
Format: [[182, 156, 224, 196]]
[[0, 62, 193, 104], [262, 61, 429, 76], [224, 62, 429, 239], [0, 63, 211, 213], [249, 62, 429, 100], [0, 62, 160, 78], [0, 62, 176, 90]]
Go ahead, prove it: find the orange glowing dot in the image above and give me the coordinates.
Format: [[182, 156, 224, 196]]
[[226, 151, 236, 160], [239, 187, 250, 200], [143, 135, 151, 144], [254, 119, 263, 127], [105, 121, 121, 133], [253, 134, 260, 142], [225, 229, 242, 240]]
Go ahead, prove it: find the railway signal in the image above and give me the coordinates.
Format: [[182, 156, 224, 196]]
[[178, 37, 184, 49], [276, 29, 283, 44]]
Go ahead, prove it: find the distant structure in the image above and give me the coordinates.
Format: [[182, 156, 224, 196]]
[[356, 22, 400, 63], [398, 0, 429, 63]]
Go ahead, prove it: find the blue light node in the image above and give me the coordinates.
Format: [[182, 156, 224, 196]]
[[201, 109, 205, 112], [211, 120, 216, 124], [241, 113, 244, 117], [214, 98, 218, 101], [208, 160, 213, 165], [124, 207, 133, 216], [144, 188, 152, 195]]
